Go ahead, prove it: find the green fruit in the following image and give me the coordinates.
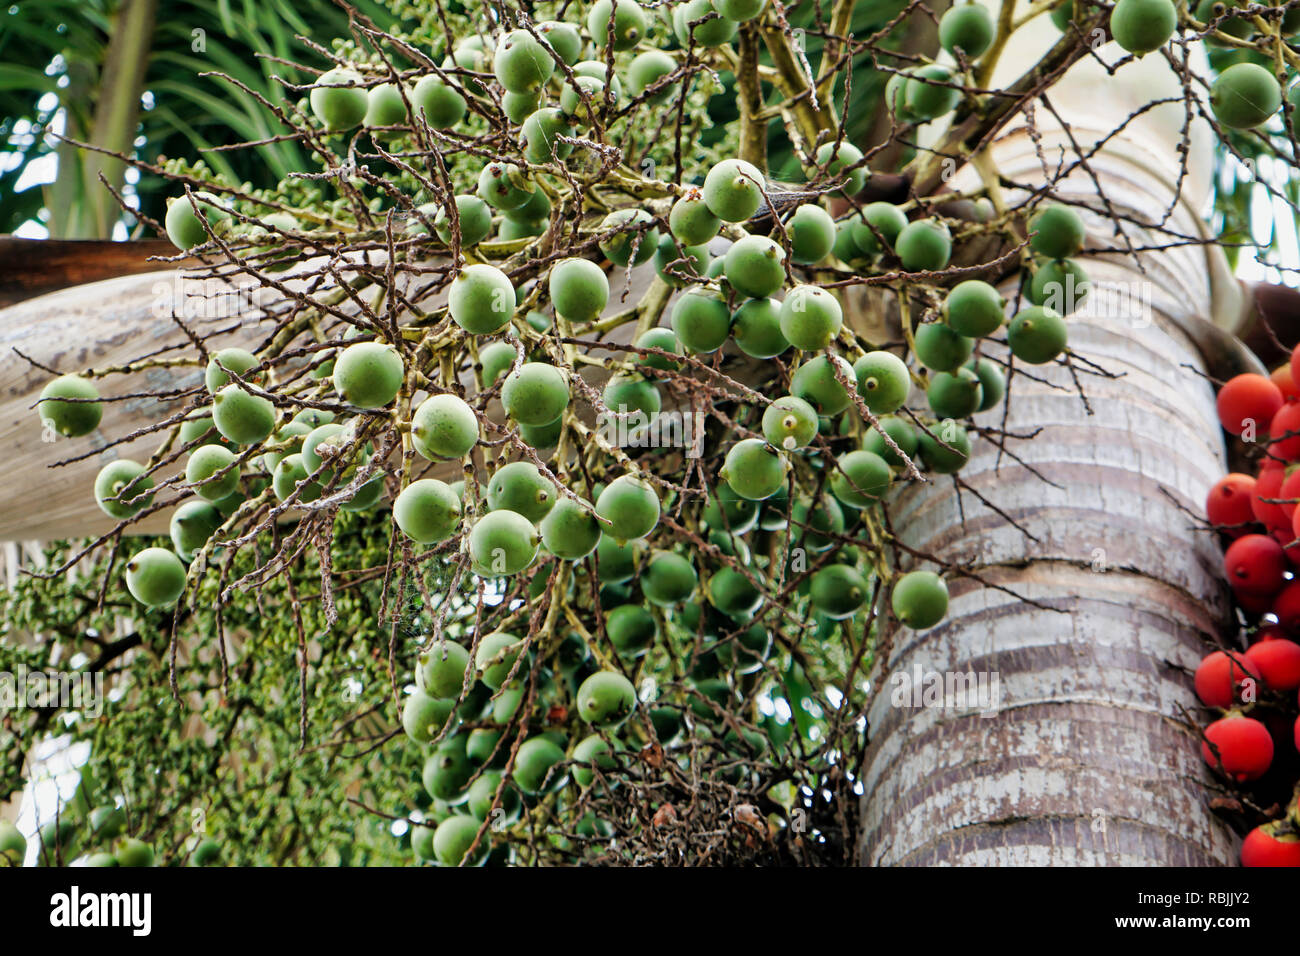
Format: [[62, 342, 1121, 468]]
[[654, 235, 709, 287], [641, 550, 698, 605], [211, 385, 274, 445], [180, 413, 224, 448], [944, 280, 1006, 337], [539, 20, 583, 63], [204, 348, 258, 395], [853, 351, 911, 413], [487, 461, 556, 523], [301, 423, 346, 477], [514, 736, 567, 793], [577, 670, 638, 726], [466, 728, 502, 766], [1007, 306, 1068, 364], [340, 471, 385, 512], [791, 354, 854, 415], [779, 284, 842, 351], [939, 3, 995, 58], [599, 208, 659, 266], [478, 341, 518, 387], [477, 161, 535, 211], [1051, 0, 1089, 31], [606, 604, 656, 656], [914, 322, 974, 371], [38, 374, 101, 437], [393, 479, 461, 544], [520, 418, 563, 450], [572, 734, 619, 787], [1028, 258, 1090, 314], [669, 189, 722, 245], [432, 815, 482, 865], [114, 838, 155, 868], [969, 357, 1005, 411], [715, 0, 768, 20], [830, 449, 892, 508], [892, 570, 949, 628], [559, 74, 611, 122], [1110, 0, 1177, 55], [721, 439, 788, 501], [170, 500, 223, 560], [410, 823, 436, 862], [1211, 63, 1282, 129], [494, 29, 554, 94], [702, 157, 765, 222], [918, 419, 971, 473], [671, 290, 731, 353], [95, 459, 154, 519], [927, 367, 983, 419], [675, 0, 738, 46], [850, 202, 909, 258], [449, 264, 517, 335], [604, 376, 662, 420], [498, 217, 544, 241], [627, 49, 677, 104], [896, 219, 952, 271], [186, 445, 239, 501], [810, 563, 870, 619], [635, 328, 682, 370], [0, 820, 24, 864], [862, 415, 919, 468], [411, 74, 466, 128], [904, 64, 962, 120], [272, 454, 322, 503], [474, 632, 524, 690], [292, 407, 335, 429], [468, 510, 539, 575], [402, 688, 454, 744], [364, 82, 407, 128], [424, 737, 473, 801], [703, 482, 760, 534], [85, 852, 118, 867], [520, 107, 574, 165], [588, 0, 648, 50], [763, 395, 819, 449], [597, 534, 642, 582], [434, 195, 494, 247], [550, 257, 609, 321], [1029, 204, 1086, 259], [814, 141, 866, 196], [502, 363, 569, 425], [332, 342, 404, 409], [261, 420, 309, 473], [164, 191, 229, 250], [421, 641, 470, 699], [788, 204, 837, 264], [412, 393, 478, 459], [124, 547, 187, 607], [596, 475, 660, 540], [503, 187, 550, 224], [310, 68, 368, 131], [707, 567, 764, 618], [1196, 0, 1254, 41], [467, 771, 521, 821], [725, 234, 786, 298], [538, 496, 599, 559], [731, 297, 789, 359]]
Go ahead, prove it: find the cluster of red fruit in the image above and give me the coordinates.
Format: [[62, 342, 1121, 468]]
[[1200, 354, 1300, 866]]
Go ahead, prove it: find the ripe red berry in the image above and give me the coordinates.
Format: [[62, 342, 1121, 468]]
[[1290, 343, 1300, 397], [1218, 373, 1282, 438], [1194, 650, 1260, 708], [1206, 473, 1257, 535], [1245, 638, 1300, 691], [1270, 401, 1300, 461], [1223, 533, 1287, 595], [1275, 362, 1300, 401], [1272, 581, 1300, 633], [1201, 713, 1274, 781], [1253, 463, 1289, 532], [1241, 824, 1300, 867], [1254, 624, 1289, 641], [1236, 586, 1278, 613]]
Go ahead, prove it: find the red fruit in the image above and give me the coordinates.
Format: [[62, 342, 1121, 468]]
[[1253, 463, 1289, 531], [1245, 638, 1300, 690], [1253, 624, 1289, 641], [1201, 713, 1274, 781], [1270, 402, 1300, 460], [1218, 374, 1282, 438], [1272, 581, 1300, 633], [1241, 824, 1300, 867], [1206, 473, 1257, 535], [1223, 534, 1287, 595], [1236, 586, 1280, 613], [1194, 650, 1260, 708], [1274, 362, 1300, 401], [1279, 468, 1300, 523], [1290, 345, 1300, 397]]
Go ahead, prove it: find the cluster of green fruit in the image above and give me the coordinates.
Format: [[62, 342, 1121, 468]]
[[0, 809, 219, 867]]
